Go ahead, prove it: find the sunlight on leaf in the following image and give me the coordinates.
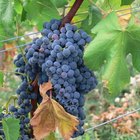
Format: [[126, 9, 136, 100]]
[[0, 0, 14, 24]]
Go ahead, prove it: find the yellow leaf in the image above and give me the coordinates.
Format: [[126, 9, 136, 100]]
[[30, 83, 79, 140], [52, 98, 79, 140]]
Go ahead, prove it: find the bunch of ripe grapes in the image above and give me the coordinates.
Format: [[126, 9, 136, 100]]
[[0, 19, 97, 139]]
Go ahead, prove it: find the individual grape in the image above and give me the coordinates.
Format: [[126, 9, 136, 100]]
[[41, 29, 50, 36], [52, 34, 59, 40], [9, 105, 17, 112], [78, 39, 86, 46], [64, 93, 71, 99], [70, 62, 77, 70], [73, 32, 81, 41], [42, 37, 49, 44], [65, 23, 73, 31], [67, 69, 74, 77], [86, 36, 92, 43], [61, 72, 67, 79], [66, 30, 74, 38], [53, 30, 60, 35], [62, 48, 71, 57], [62, 65, 69, 72], [54, 61, 60, 68], [60, 27, 66, 33], [58, 78, 64, 85], [50, 50, 57, 57], [59, 38, 66, 46], [57, 52, 63, 60], [81, 32, 88, 39], [74, 92, 80, 99], [60, 33, 66, 38], [69, 45, 75, 53], [43, 22, 51, 29], [54, 84, 61, 91], [78, 107, 86, 120], [45, 60, 53, 67], [36, 38, 43, 46], [54, 45, 62, 52], [48, 32, 53, 39], [56, 68, 62, 74], [51, 23, 59, 30], [49, 66, 56, 74]]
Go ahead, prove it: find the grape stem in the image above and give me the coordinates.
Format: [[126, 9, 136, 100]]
[[4, 95, 18, 114], [60, 0, 84, 27], [30, 75, 39, 138], [31, 75, 39, 117]]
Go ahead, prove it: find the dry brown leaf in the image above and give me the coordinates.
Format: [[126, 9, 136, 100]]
[[39, 81, 52, 97], [30, 83, 79, 140], [30, 98, 56, 140]]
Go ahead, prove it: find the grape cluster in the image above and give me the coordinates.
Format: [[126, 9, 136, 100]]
[[2, 19, 97, 139], [40, 19, 97, 137]]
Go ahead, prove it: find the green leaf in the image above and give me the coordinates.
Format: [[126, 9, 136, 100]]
[[0, 0, 14, 24], [51, 0, 68, 8], [69, 0, 89, 25], [45, 132, 56, 140], [2, 117, 20, 140], [100, 0, 121, 10], [24, 0, 60, 29], [126, 18, 140, 72], [0, 72, 4, 86], [84, 12, 140, 96], [14, 0, 23, 14], [81, 5, 102, 34], [121, 0, 134, 5], [21, 8, 27, 22], [0, 107, 2, 113]]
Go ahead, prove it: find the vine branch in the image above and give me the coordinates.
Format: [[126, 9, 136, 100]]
[[60, 0, 84, 27]]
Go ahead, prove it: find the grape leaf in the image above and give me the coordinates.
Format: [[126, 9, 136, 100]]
[[81, 5, 102, 34], [51, 0, 68, 8], [0, 0, 14, 24], [2, 117, 20, 140], [45, 132, 56, 140], [39, 81, 53, 97], [100, 0, 121, 10], [30, 83, 79, 140], [0, 72, 4, 86], [121, 0, 134, 5], [14, 0, 23, 14], [84, 12, 140, 96], [0, 107, 2, 113], [24, 0, 60, 29], [69, 0, 89, 25]]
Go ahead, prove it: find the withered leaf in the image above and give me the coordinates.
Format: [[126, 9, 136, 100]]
[[39, 81, 53, 97], [30, 83, 79, 140]]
